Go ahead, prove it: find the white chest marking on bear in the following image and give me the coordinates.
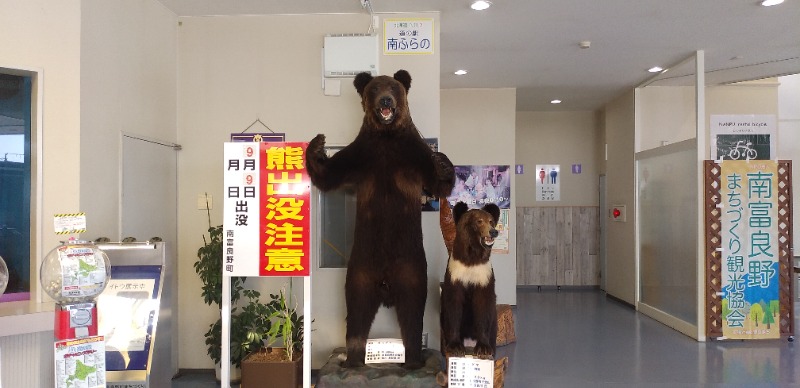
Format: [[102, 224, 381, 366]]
[[448, 256, 492, 287]]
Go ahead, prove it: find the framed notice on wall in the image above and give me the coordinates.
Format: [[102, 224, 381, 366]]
[[383, 18, 434, 55], [535, 164, 560, 201], [710, 115, 776, 161]]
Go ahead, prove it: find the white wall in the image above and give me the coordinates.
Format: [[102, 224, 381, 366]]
[[515, 111, 599, 207], [778, 73, 800, 246], [80, 0, 178, 241], [441, 88, 517, 305], [603, 90, 637, 305], [0, 0, 81, 293], [176, 12, 442, 369], [0, 1, 81, 386], [638, 86, 695, 152]]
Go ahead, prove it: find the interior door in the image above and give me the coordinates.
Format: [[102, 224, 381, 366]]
[[120, 134, 178, 246], [599, 174, 607, 291]]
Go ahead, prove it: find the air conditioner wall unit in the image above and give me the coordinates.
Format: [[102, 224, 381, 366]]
[[323, 34, 379, 78]]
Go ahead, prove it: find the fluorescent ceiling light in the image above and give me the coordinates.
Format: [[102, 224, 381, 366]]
[[761, 0, 784, 6], [454, 69, 468, 75], [471, 1, 492, 11], [550, 99, 562, 104], [648, 66, 664, 73]]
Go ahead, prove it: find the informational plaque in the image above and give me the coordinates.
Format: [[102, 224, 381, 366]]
[[365, 338, 405, 364], [448, 357, 493, 388]]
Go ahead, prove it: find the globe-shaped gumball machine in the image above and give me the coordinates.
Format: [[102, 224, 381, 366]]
[[0, 254, 8, 296], [40, 239, 111, 340]]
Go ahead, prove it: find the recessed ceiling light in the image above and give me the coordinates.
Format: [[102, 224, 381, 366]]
[[454, 69, 468, 75], [648, 66, 664, 73], [550, 99, 562, 104], [471, 1, 492, 11], [761, 0, 784, 6]]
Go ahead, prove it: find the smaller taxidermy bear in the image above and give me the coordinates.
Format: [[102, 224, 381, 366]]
[[440, 202, 500, 359]]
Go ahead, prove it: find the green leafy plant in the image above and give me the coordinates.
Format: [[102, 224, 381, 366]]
[[194, 221, 305, 367], [261, 286, 305, 361], [194, 223, 274, 368]]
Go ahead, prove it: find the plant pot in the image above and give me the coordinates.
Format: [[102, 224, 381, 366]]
[[241, 348, 302, 388], [214, 362, 242, 384]]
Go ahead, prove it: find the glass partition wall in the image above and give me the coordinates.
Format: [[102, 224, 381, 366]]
[[634, 52, 706, 339]]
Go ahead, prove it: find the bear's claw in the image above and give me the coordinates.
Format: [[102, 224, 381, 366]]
[[307, 134, 327, 164]]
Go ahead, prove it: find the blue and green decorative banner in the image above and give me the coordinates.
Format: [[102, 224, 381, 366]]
[[720, 160, 779, 339]]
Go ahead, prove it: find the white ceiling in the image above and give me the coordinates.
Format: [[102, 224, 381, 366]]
[[157, 0, 800, 111]]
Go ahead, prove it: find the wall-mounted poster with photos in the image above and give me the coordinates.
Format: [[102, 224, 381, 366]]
[[446, 165, 512, 254], [446, 165, 511, 210]]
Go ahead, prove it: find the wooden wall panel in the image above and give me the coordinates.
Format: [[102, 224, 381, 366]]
[[516, 208, 534, 284], [516, 206, 600, 286]]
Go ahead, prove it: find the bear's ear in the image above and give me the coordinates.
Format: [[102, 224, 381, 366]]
[[353, 72, 373, 96], [483, 204, 500, 224], [453, 202, 469, 225], [393, 70, 412, 92]]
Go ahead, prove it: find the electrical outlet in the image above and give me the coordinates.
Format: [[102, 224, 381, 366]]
[[421, 332, 428, 348]]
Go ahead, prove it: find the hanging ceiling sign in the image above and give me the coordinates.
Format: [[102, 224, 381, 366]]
[[383, 18, 434, 55], [222, 142, 311, 277]]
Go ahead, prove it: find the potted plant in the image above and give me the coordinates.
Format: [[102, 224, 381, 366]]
[[194, 223, 275, 381], [240, 285, 305, 388]]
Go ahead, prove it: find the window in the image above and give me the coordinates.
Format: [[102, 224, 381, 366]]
[[317, 146, 356, 269], [0, 71, 32, 301], [318, 186, 357, 268]]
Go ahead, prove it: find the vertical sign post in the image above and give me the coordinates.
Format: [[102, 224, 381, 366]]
[[222, 142, 312, 387], [719, 160, 780, 339]]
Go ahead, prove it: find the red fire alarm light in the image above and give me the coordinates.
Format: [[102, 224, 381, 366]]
[[611, 204, 626, 222]]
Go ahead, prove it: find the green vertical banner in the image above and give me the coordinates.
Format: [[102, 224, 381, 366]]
[[720, 160, 780, 339]]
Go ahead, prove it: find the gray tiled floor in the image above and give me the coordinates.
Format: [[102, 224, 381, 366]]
[[173, 288, 800, 387], [498, 288, 799, 387]]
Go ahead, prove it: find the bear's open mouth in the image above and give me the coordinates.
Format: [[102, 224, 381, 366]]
[[376, 107, 395, 124], [481, 236, 495, 248]]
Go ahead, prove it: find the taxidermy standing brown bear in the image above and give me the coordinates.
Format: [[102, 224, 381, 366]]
[[440, 202, 500, 360], [306, 70, 455, 368]]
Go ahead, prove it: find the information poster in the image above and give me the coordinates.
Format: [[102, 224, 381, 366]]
[[55, 336, 106, 388], [447, 165, 511, 209], [720, 160, 780, 339], [97, 265, 162, 372], [535, 164, 560, 201], [57, 245, 107, 298], [711, 115, 776, 161], [98, 278, 157, 352], [223, 142, 311, 277], [383, 18, 434, 55], [492, 209, 510, 254], [446, 165, 512, 253]]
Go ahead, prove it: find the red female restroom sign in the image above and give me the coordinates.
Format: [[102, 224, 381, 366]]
[[223, 142, 311, 277]]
